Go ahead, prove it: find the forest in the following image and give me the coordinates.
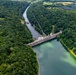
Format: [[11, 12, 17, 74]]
[[0, 0, 38, 75], [27, 1, 76, 55]]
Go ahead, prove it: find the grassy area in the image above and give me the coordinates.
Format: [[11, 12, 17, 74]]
[[43, 1, 73, 6], [20, 19, 25, 24], [43, 2, 53, 5], [0, 18, 4, 20], [56, 2, 73, 6]]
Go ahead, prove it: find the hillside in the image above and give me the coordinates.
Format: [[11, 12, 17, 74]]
[[0, 1, 38, 75], [27, 2, 76, 56]]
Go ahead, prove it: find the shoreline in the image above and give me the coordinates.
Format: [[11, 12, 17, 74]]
[[32, 47, 40, 75], [60, 39, 76, 58], [23, 3, 76, 75], [36, 52, 40, 75], [23, 5, 40, 75]]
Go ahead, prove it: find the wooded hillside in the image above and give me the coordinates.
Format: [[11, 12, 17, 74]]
[[27, 2, 76, 55], [0, 1, 38, 75]]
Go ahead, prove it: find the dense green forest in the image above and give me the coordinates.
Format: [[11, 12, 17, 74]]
[[0, 1, 38, 75], [27, 2, 76, 54]]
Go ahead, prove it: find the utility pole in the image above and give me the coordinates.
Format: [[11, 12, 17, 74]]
[[32, 11, 46, 36], [50, 25, 55, 36], [52, 25, 55, 34]]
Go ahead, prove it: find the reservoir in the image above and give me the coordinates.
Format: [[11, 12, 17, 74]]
[[23, 5, 76, 75], [33, 39, 76, 75]]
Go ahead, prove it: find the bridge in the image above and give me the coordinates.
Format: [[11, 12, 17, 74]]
[[27, 31, 62, 47]]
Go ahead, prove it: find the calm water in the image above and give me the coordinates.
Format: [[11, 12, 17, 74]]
[[61, 4, 76, 10], [33, 39, 76, 75], [23, 5, 41, 39], [23, 5, 76, 75]]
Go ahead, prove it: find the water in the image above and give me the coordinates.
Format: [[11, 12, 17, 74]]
[[23, 5, 76, 75], [61, 4, 76, 10], [23, 5, 41, 39], [33, 39, 76, 75]]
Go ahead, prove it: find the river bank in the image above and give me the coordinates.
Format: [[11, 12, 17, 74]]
[[23, 4, 41, 75], [33, 39, 76, 75], [23, 4, 41, 39], [23, 3, 76, 75], [60, 39, 76, 58]]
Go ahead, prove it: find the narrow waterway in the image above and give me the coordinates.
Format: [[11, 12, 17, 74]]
[[23, 5, 41, 39], [33, 39, 76, 75]]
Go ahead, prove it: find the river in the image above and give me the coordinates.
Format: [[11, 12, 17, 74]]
[[23, 5, 41, 39], [23, 5, 76, 75], [33, 39, 76, 75]]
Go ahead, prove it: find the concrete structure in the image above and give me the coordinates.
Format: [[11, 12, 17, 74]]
[[27, 31, 62, 47]]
